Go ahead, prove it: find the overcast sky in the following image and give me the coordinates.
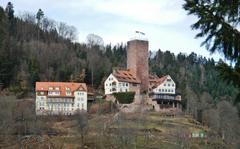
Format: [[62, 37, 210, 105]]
[[1, 0, 225, 61]]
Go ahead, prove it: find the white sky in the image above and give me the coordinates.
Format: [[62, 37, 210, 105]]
[[1, 0, 225, 61]]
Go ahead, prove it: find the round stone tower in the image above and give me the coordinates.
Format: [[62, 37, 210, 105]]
[[127, 36, 149, 93]]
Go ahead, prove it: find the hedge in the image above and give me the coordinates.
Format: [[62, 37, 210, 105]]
[[113, 92, 135, 104]]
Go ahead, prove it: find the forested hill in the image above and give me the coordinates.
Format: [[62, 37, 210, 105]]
[[0, 5, 238, 104]]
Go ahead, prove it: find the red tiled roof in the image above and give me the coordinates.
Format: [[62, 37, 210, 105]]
[[149, 74, 160, 83], [35, 82, 87, 97], [113, 69, 141, 84], [149, 75, 168, 89]]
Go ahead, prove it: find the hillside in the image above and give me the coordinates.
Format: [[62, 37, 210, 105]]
[[0, 96, 239, 149], [2, 109, 227, 149], [0, 5, 238, 101], [0, 2, 239, 148]]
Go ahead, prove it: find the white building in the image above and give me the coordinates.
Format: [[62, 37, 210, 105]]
[[151, 75, 176, 94], [35, 82, 87, 115], [149, 75, 181, 111], [104, 69, 140, 95]]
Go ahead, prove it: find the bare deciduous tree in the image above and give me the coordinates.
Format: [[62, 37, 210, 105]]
[[217, 101, 239, 147], [76, 111, 88, 147], [86, 33, 104, 50]]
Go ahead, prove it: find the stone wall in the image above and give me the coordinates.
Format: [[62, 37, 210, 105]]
[[127, 39, 149, 93]]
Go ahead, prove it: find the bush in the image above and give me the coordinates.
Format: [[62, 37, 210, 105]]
[[113, 92, 135, 104]]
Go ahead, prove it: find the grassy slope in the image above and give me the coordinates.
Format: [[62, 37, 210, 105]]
[[45, 112, 225, 149]]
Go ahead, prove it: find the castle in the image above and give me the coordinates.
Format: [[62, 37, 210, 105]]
[[104, 33, 181, 112]]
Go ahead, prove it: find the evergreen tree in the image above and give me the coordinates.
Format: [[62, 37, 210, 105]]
[[36, 9, 44, 25], [5, 2, 14, 20], [183, 0, 240, 103]]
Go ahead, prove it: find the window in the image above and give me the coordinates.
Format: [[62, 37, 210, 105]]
[[110, 89, 112, 92], [165, 89, 167, 92], [168, 89, 170, 92], [81, 98, 84, 101], [164, 84, 166, 86], [77, 92, 83, 96], [40, 92, 44, 95], [126, 83, 128, 86], [159, 89, 161, 92], [49, 87, 53, 90], [106, 84, 108, 86], [66, 91, 71, 96], [172, 84, 174, 87], [125, 89, 128, 92], [82, 103, 84, 109], [78, 92, 84, 96], [55, 87, 59, 90], [168, 84, 170, 86], [167, 79, 171, 82]]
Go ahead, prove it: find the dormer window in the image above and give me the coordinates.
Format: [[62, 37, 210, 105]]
[[66, 91, 71, 96], [55, 87, 59, 90], [49, 87, 53, 90], [66, 87, 70, 91]]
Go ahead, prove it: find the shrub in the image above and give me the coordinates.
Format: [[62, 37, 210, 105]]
[[113, 92, 135, 104]]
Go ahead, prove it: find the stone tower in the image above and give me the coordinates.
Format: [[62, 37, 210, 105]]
[[127, 39, 149, 92]]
